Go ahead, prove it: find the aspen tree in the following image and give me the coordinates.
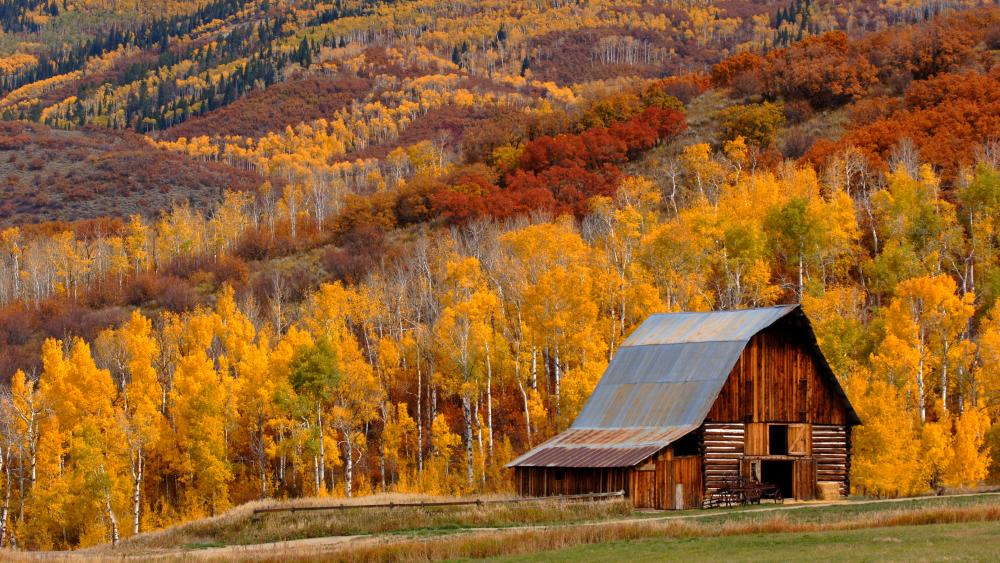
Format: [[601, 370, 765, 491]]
[[435, 256, 497, 487], [170, 341, 231, 516], [96, 311, 163, 536], [289, 339, 338, 496], [880, 275, 974, 421]]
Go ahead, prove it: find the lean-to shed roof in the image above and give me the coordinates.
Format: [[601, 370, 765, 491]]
[[509, 305, 858, 468]]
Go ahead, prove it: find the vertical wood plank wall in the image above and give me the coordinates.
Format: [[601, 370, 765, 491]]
[[514, 467, 628, 497], [745, 423, 768, 455], [640, 450, 703, 510], [706, 328, 849, 425], [631, 466, 656, 508], [670, 457, 703, 509]]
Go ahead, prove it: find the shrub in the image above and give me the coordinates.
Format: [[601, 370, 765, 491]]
[[156, 276, 200, 312], [0, 307, 34, 345], [235, 227, 272, 261], [321, 225, 386, 284], [717, 102, 786, 147], [201, 255, 251, 291], [125, 273, 162, 306]]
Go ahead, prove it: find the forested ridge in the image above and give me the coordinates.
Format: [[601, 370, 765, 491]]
[[0, 0, 998, 552]]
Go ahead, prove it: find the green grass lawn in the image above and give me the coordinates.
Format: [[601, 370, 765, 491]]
[[495, 520, 1000, 562]]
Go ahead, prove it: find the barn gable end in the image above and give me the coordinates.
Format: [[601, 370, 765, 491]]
[[707, 324, 852, 426]]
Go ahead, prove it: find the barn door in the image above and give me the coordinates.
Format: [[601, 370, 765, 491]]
[[788, 424, 811, 455], [793, 458, 816, 500], [671, 456, 703, 509], [631, 465, 656, 509]]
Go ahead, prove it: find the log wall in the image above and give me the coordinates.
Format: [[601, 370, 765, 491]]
[[703, 423, 744, 494], [710, 421, 849, 501], [813, 424, 850, 496]]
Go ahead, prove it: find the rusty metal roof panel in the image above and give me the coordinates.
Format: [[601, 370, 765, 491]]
[[508, 426, 697, 467], [511, 446, 660, 468]]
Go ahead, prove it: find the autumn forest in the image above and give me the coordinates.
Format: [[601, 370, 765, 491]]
[[0, 0, 998, 552]]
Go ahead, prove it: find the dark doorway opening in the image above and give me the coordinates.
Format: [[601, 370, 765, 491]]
[[769, 424, 788, 455], [673, 430, 700, 456], [761, 460, 794, 499]]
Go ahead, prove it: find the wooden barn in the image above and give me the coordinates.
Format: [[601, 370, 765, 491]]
[[508, 305, 860, 509]]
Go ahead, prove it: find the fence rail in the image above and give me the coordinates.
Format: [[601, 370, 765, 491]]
[[252, 490, 626, 515]]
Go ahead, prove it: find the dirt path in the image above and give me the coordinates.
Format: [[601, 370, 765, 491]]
[[12, 492, 1000, 561], [7, 535, 376, 562], [142, 535, 368, 561]]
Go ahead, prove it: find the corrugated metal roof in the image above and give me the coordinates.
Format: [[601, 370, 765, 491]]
[[623, 305, 798, 346], [510, 305, 858, 469], [572, 307, 797, 431]]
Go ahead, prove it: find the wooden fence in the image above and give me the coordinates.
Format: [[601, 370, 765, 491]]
[[252, 491, 626, 515]]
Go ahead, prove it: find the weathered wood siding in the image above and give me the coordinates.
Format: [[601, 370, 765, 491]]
[[513, 467, 628, 497], [706, 327, 849, 425], [744, 422, 768, 455], [813, 424, 850, 496], [703, 423, 744, 494], [630, 448, 704, 509]]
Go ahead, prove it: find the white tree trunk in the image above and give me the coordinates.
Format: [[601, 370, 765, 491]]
[[344, 431, 354, 498], [0, 446, 10, 546], [105, 488, 120, 546], [485, 342, 494, 462], [917, 337, 926, 423], [317, 401, 326, 494], [417, 360, 423, 474], [940, 338, 949, 412], [131, 449, 143, 535], [463, 396, 474, 486]]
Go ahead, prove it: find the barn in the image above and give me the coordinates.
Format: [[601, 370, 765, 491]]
[[508, 305, 860, 509]]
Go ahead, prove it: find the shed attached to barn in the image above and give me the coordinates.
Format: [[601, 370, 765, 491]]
[[508, 305, 860, 509]]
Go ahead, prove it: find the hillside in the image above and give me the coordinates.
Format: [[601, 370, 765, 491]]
[[0, 121, 263, 225], [0, 0, 997, 555]]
